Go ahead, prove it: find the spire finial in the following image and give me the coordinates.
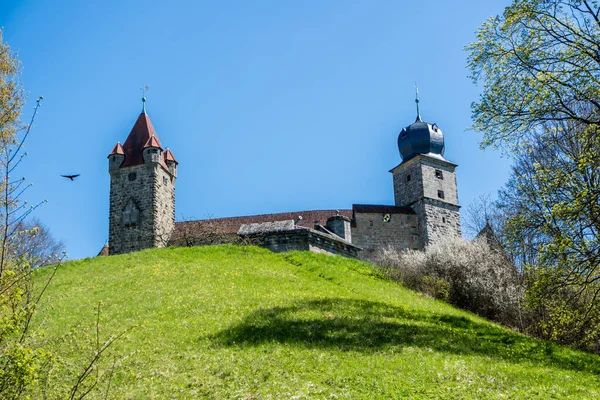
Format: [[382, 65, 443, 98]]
[[141, 85, 149, 113], [414, 82, 421, 121]]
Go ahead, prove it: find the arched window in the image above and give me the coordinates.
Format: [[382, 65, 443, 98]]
[[122, 199, 140, 226]]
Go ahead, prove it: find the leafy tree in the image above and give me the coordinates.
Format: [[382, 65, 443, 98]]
[[15, 218, 65, 269], [0, 31, 122, 398], [497, 119, 600, 351], [0, 28, 45, 399], [468, 0, 600, 352], [467, 0, 600, 150]]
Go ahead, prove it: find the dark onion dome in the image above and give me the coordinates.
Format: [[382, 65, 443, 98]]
[[397, 115, 445, 163]]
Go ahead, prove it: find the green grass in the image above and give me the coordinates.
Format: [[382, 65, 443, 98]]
[[33, 245, 600, 399]]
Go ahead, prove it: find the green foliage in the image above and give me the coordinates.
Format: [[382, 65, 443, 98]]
[[0, 30, 23, 143], [467, 0, 600, 151], [419, 275, 451, 300], [468, 0, 600, 355], [32, 245, 600, 398]]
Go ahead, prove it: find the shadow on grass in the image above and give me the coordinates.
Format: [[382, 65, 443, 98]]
[[208, 298, 600, 375]]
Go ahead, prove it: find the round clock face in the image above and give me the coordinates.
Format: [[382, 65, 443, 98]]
[[383, 214, 391, 223]]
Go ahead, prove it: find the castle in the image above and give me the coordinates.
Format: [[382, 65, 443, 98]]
[[107, 97, 461, 260]]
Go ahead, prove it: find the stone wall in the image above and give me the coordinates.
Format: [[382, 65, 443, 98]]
[[247, 229, 361, 258], [391, 154, 461, 246], [391, 158, 424, 207], [411, 199, 461, 244], [108, 161, 175, 255], [351, 211, 421, 260], [392, 155, 458, 207], [152, 164, 176, 247]]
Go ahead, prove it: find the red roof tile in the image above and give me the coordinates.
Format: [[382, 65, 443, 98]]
[[108, 142, 125, 157], [352, 204, 415, 214], [175, 209, 353, 235], [164, 148, 178, 164], [144, 135, 163, 150], [121, 113, 164, 168]]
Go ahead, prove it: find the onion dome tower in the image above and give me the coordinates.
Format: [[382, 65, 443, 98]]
[[107, 95, 178, 255], [389, 90, 461, 245]]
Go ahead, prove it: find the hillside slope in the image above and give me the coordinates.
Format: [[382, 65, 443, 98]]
[[34, 245, 600, 399]]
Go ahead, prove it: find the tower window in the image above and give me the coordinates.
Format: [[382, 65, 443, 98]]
[[437, 190, 445, 199], [122, 200, 140, 226], [128, 172, 137, 181], [369, 220, 373, 226], [435, 169, 444, 179], [163, 176, 168, 185], [406, 174, 411, 182], [442, 217, 446, 223]]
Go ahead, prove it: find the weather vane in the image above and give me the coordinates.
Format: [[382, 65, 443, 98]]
[[141, 85, 149, 113], [414, 82, 421, 120]]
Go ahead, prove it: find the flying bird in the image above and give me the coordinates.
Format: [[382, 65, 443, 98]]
[[61, 174, 80, 181]]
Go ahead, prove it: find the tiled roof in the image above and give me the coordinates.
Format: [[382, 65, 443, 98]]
[[108, 142, 125, 157], [352, 204, 415, 214], [144, 135, 163, 150], [120, 112, 166, 169], [164, 148, 178, 164], [97, 244, 109, 257], [175, 209, 353, 235]]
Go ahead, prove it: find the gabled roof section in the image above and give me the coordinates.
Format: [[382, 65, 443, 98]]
[[144, 135, 163, 150], [174, 209, 353, 235], [164, 148, 178, 164], [352, 204, 415, 214], [121, 113, 163, 168], [108, 142, 125, 157]]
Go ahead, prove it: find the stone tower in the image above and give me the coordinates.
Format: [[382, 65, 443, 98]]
[[390, 103, 461, 245], [107, 101, 178, 255]]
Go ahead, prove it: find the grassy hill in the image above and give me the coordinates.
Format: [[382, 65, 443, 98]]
[[34, 245, 600, 399]]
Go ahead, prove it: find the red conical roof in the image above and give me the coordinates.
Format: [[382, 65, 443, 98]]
[[121, 113, 165, 168], [164, 148, 178, 164], [108, 142, 125, 157]]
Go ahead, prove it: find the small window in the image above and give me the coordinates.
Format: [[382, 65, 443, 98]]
[[406, 174, 411, 182], [442, 217, 446, 223], [128, 172, 137, 181], [163, 176, 168, 185], [435, 169, 443, 179], [151, 149, 158, 154], [369, 220, 373, 227], [438, 190, 445, 199]]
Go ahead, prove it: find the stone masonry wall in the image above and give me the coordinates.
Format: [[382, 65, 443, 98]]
[[412, 199, 461, 245], [392, 158, 423, 207], [392, 154, 461, 247], [351, 212, 421, 260], [418, 157, 459, 206], [253, 229, 360, 258], [152, 165, 176, 247], [392, 155, 458, 207], [109, 162, 175, 255]]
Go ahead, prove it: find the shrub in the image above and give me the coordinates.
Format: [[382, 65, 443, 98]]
[[377, 236, 524, 328]]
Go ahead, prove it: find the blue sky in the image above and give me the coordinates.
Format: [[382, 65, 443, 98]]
[[1, 0, 512, 259]]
